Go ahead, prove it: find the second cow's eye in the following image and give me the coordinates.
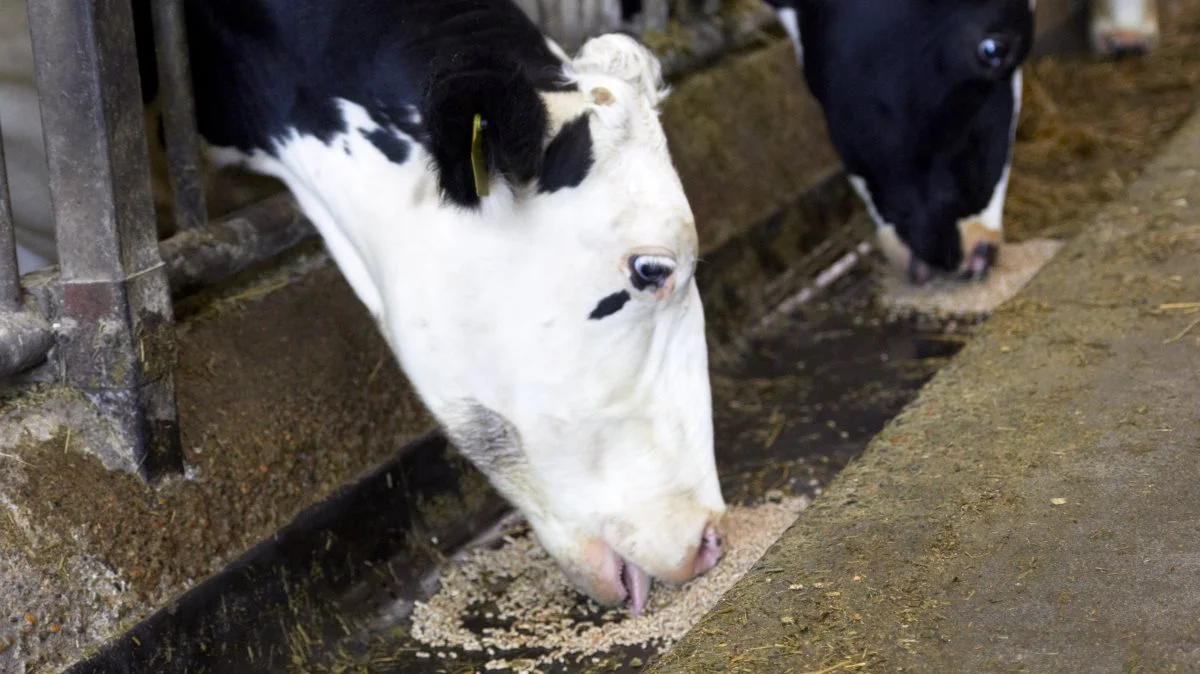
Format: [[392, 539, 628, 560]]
[[977, 34, 1013, 70]]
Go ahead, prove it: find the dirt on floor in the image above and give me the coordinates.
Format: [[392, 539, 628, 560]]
[[651, 177, 1200, 674], [648, 36, 1200, 674], [0, 247, 438, 670]]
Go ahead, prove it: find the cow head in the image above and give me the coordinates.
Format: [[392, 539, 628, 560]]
[[407, 34, 724, 614], [768, 0, 1034, 283]]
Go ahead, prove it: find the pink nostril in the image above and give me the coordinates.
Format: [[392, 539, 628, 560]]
[[694, 524, 724, 576]]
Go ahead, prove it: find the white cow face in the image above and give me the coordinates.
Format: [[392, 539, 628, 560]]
[[392, 35, 726, 613], [247, 31, 724, 615]]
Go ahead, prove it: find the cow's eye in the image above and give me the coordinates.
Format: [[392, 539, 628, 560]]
[[629, 254, 676, 290], [977, 35, 1012, 70]]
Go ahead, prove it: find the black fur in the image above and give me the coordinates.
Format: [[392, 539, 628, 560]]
[[445, 402, 525, 474], [539, 115, 595, 193], [424, 50, 549, 207], [588, 291, 631, 320], [130, 0, 574, 201], [361, 128, 411, 164], [786, 0, 1033, 271]]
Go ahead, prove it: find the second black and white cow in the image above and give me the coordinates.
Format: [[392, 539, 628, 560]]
[[766, 0, 1035, 283], [128, 0, 725, 614]]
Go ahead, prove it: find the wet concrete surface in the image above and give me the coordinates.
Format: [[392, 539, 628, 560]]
[[66, 258, 966, 674], [649, 108, 1200, 674]]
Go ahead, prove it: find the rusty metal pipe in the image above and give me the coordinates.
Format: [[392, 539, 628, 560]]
[[160, 193, 317, 297], [0, 310, 53, 377], [0, 115, 20, 311], [151, 0, 208, 233]]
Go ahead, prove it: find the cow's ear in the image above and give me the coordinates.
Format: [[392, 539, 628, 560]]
[[424, 50, 548, 208]]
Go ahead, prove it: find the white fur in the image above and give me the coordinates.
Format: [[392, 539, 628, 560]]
[[213, 35, 725, 601], [847, 173, 909, 270], [1089, 0, 1160, 54], [776, 7, 804, 65], [954, 68, 1024, 238]]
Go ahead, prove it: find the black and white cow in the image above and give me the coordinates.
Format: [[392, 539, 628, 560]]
[[766, 0, 1036, 283], [7, 0, 731, 615], [764, 0, 1162, 283]]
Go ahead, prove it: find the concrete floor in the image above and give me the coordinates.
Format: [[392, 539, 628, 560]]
[[650, 112, 1200, 673]]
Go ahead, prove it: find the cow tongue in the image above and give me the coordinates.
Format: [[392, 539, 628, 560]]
[[622, 561, 651, 616]]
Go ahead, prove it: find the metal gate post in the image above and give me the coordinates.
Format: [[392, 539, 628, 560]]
[[0, 115, 55, 376], [151, 0, 208, 233], [28, 0, 183, 479]]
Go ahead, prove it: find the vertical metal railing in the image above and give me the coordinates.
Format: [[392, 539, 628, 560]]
[[641, 0, 671, 33], [0, 0, 313, 458], [516, 0, 733, 58], [150, 0, 208, 233], [0, 113, 54, 377], [0, 121, 16, 311], [27, 0, 182, 479], [0, 119, 20, 313], [669, 0, 722, 23]]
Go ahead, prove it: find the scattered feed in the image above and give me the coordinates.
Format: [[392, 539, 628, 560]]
[[410, 497, 811, 671], [877, 239, 1064, 319]]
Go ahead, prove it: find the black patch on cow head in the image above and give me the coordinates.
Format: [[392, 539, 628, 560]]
[[141, 0, 574, 170], [539, 115, 594, 193], [361, 128, 411, 164], [798, 0, 1033, 271], [589, 291, 631, 320], [367, 102, 428, 145], [445, 402, 525, 475], [528, 65, 580, 93], [424, 50, 549, 208]]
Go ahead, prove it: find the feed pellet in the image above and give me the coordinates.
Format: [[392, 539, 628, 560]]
[[878, 239, 1064, 318], [410, 497, 811, 670]]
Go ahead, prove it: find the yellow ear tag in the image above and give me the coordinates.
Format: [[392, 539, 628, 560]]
[[471, 113, 489, 199]]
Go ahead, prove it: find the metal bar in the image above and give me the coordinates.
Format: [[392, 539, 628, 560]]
[[0, 115, 20, 310], [151, 0, 208, 232], [160, 193, 317, 297], [0, 310, 53, 377], [643, 0, 670, 33], [28, 0, 183, 479]]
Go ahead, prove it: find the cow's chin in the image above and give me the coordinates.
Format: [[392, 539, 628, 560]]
[[527, 505, 726, 616], [567, 538, 649, 614], [551, 537, 713, 616]]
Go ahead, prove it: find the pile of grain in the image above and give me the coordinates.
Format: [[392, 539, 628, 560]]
[[410, 497, 810, 670], [877, 239, 1064, 319]]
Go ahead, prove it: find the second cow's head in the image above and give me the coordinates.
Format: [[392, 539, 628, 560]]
[[771, 0, 1035, 282]]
